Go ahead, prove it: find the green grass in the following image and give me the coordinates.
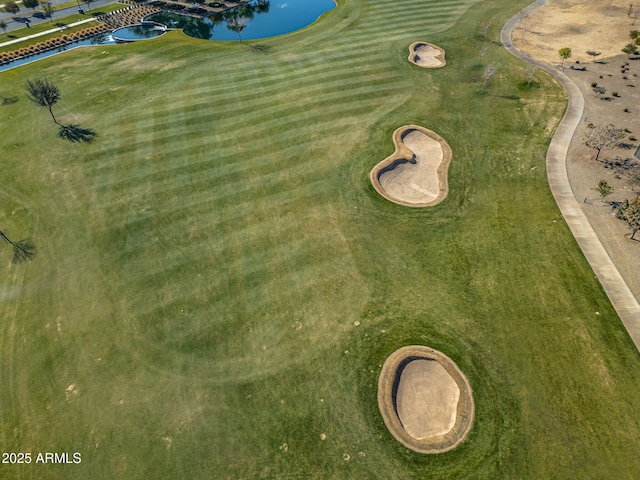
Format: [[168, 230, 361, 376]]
[[1, 0, 640, 478]]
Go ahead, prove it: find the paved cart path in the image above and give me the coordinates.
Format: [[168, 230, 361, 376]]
[[501, 0, 640, 353]]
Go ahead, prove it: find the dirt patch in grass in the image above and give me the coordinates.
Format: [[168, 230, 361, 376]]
[[370, 125, 451, 207], [377, 345, 474, 454], [512, 0, 634, 64]]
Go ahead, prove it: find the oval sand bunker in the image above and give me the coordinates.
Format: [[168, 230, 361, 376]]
[[378, 345, 474, 454], [408, 42, 446, 68], [369, 125, 451, 207]]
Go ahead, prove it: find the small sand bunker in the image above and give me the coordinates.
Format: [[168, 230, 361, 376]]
[[408, 42, 446, 68], [378, 345, 474, 454], [369, 125, 451, 207]]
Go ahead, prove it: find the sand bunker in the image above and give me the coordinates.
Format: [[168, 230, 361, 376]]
[[370, 125, 451, 207], [408, 42, 446, 68], [378, 345, 474, 454]]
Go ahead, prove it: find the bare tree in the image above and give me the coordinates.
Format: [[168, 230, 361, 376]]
[[526, 66, 537, 86], [41, 0, 54, 22], [616, 196, 640, 239], [629, 4, 635, 18], [584, 124, 624, 160], [476, 43, 488, 67], [586, 50, 601, 62], [518, 12, 531, 42], [0, 230, 36, 264], [479, 20, 491, 39], [481, 64, 497, 94], [0, 20, 7, 36], [26, 78, 61, 124]]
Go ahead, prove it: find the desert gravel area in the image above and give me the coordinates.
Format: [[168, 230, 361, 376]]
[[514, 0, 640, 301]]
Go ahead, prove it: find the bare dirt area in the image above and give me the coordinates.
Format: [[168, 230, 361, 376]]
[[512, 0, 636, 65], [513, 0, 640, 301]]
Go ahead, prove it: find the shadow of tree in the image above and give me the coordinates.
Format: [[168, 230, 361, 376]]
[[58, 124, 97, 143], [249, 44, 272, 54], [1, 96, 18, 105]]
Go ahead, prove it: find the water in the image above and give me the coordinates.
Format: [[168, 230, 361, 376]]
[[0, 34, 116, 73], [147, 0, 336, 41], [0, 0, 334, 72], [112, 23, 168, 42]]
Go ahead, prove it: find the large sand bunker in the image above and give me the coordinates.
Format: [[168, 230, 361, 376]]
[[408, 42, 446, 68], [370, 125, 451, 207], [378, 345, 474, 454]]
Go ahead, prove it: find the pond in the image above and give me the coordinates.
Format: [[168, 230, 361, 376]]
[[112, 23, 168, 42], [147, 0, 336, 41]]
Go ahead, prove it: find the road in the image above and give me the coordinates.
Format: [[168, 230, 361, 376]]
[[0, 0, 118, 33]]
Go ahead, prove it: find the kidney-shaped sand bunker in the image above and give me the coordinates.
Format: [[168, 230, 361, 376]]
[[408, 41, 446, 68], [378, 345, 474, 454], [370, 125, 451, 207]]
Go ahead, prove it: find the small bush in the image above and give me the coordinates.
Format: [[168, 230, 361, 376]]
[[624, 108, 631, 112], [623, 76, 628, 79], [613, 91, 619, 96], [588, 123, 595, 128], [591, 81, 598, 87], [630, 136, 637, 141], [575, 60, 580, 63]]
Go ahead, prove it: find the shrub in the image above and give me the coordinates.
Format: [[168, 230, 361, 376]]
[[624, 108, 631, 112], [624, 75, 628, 79], [630, 136, 637, 141], [613, 91, 619, 96], [591, 81, 598, 87]]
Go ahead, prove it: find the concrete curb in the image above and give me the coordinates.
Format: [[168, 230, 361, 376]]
[[501, 0, 640, 353]]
